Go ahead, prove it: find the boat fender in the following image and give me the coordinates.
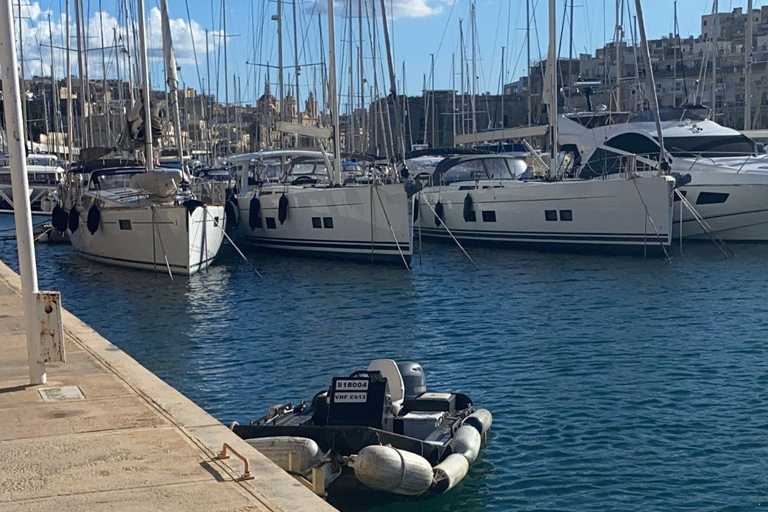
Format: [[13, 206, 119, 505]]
[[68, 206, 79, 233], [278, 193, 289, 224], [349, 445, 433, 496], [51, 205, 68, 233], [463, 193, 474, 222], [183, 199, 204, 215], [244, 436, 325, 477], [249, 196, 262, 230], [448, 425, 482, 464], [413, 197, 420, 222], [432, 453, 470, 493], [86, 204, 100, 235], [434, 200, 444, 227], [225, 199, 240, 229], [464, 408, 493, 436]]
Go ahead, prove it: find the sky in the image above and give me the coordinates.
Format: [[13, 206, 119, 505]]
[[5, 0, 747, 112]]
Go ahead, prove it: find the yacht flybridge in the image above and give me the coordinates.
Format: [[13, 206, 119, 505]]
[[231, 150, 413, 265], [559, 107, 768, 241]]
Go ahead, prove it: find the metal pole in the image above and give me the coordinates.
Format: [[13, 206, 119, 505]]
[[326, 0, 343, 184], [711, 0, 717, 118], [66, 0, 74, 163], [634, 0, 666, 166], [548, 0, 557, 178], [18, 0, 28, 147], [276, 0, 284, 124], [745, 0, 753, 130], [500, 46, 505, 127], [223, 0, 230, 154], [348, 0, 355, 151], [49, 14, 60, 155], [137, 0, 153, 170], [526, 0, 531, 124], [0, 0, 46, 384], [75, 0, 88, 147], [470, 1, 477, 134]]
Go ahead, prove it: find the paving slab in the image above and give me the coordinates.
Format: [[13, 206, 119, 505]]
[[0, 259, 337, 512]]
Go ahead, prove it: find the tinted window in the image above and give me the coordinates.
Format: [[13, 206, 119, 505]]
[[665, 136, 756, 157], [482, 211, 497, 222], [545, 210, 558, 221], [696, 192, 729, 205]]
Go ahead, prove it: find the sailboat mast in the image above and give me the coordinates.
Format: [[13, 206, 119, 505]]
[[615, 0, 622, 111], [459, 19, 465, 136], [452, 52, 456, 145], [526, 0, 531, 123], [673, 1, 677, 107], [500, 46, 505, 127], [633, 0, 665, 166], [75, 0, 88, 147], [326, 0, 343, 184], [123, 0, 134, 107], [358, 0, 365, 153], [379, 0, 405, 161], [711, 0, 717, 118], [223, 0, 230, 154], [548, 0, 557, 178], [160, 0, 183, 164], [470, 1, 477, 134], [136, 0, 154, 170], [19, 0, 28, 147], [348, 0, 355, 152], [99, 0, 110, 145], [65, 0, 74, 163], [292, 0, 300, 126], [746, 0, 753, 130], [48, 14, 59, 155]]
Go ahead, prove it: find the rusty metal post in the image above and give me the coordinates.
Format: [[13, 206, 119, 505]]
[[0, 0, 46, 384]]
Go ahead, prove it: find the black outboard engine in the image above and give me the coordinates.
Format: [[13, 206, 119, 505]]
[[398, 362, 427, 400]]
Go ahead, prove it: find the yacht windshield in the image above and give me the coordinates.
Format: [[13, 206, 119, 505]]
[[90, 170, 143, 190], [664, 135, 757, 157], [440, 158, 517, 184]]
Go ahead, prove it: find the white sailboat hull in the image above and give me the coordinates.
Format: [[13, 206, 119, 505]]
[[416, 176, 675, 252], [69, 204, 226, 275], [237, 184, 413, 264]]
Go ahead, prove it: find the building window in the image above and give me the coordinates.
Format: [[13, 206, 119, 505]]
[[559, 210, 573, 221], [323, 217, 334, 228], [312, 217, 322, 229], [482, 210, 496, 222], [545, 210, 558, 221], [119, 220, 131, 230], [266, 217, 277, 229]]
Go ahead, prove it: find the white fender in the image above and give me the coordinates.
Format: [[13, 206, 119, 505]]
[[349, 445, 433, 496], [465, 408, 493, 435], [245, 436, 324, 476], [432, 453, 470, 493], [449, 425, 482, 464]]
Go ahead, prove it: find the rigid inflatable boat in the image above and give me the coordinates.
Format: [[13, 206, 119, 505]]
[[230, 359, 491, 498]]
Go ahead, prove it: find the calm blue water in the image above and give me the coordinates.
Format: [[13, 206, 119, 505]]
[[2, 214, 768, 511]]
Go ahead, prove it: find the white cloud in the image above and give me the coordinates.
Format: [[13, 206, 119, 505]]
[[13, 2, 220, 81], [306, 0, 444, 19]]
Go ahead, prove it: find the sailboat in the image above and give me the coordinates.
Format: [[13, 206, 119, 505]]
[[414, 0, 676, 254], [56, 0, 226, 275], [230, 1, 412, 265]]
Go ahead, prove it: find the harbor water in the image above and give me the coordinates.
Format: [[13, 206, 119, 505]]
[[2, 214, 768, 511]]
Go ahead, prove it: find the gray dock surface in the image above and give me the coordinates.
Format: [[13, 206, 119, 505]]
[[0, 260, 336, 512]]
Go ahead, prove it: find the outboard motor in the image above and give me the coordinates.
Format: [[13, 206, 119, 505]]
[[397, 362, 427, 401]]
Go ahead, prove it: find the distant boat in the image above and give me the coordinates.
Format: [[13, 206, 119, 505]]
[[0, 153, 64, 210], [231, 150, 413, 265], [559, 107, 768, 241]]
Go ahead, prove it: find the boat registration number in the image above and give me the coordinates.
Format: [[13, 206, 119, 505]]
[[334, 392, 368, 403], [335, 379, 369, 391]]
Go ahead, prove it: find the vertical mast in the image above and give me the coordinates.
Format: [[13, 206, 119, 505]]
[[633, 0, 665, 167], [326, 0, 343, 184], [711, 0, 717, 118], [276, 0, 284, 127], [567, 0, 573, 109], [526, 0, 532, 123], [0, 0, 46, 384], [470, 1, 477, 134], [673, 1, 677, 107], [123, 0, 134, 107], [136, 0, 153, 170], [745, 0, 753, 130], [348, 0, 355, 151], [48, 14, 60, 155], [378, 0, 404, 160], [99, 0, 110, 145], [113, 27, 124, 130], [206, 29, 212, 160], [223, 0, 230, 154], [452, 52, 456, 145], [19, 0, 28, 147], [358, 0, 365, 152], [292, 0, 300, 127], [66, 0, 74, 162], [431, 53, 436, 148], [75, 0, 88, 147], [459, 19, 465, 136], [500, 46, 505, 127], [615, 0, 622, 111], [547, 0, 557, 178], [160, 0, 183, 164]]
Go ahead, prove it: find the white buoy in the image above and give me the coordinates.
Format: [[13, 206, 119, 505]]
[[449, 425, 482, 464], [432, 453, 470, 493], [350, 445, 433, 496], [245, 436, 325, 476], [465, 408, 493, 435]]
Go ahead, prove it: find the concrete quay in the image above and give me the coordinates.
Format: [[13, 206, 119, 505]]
[[0, 260, 336, 512]]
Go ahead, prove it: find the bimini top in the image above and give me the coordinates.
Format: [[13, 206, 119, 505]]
[[432, 154, 529, 185], [226, 150, 333, 163]]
